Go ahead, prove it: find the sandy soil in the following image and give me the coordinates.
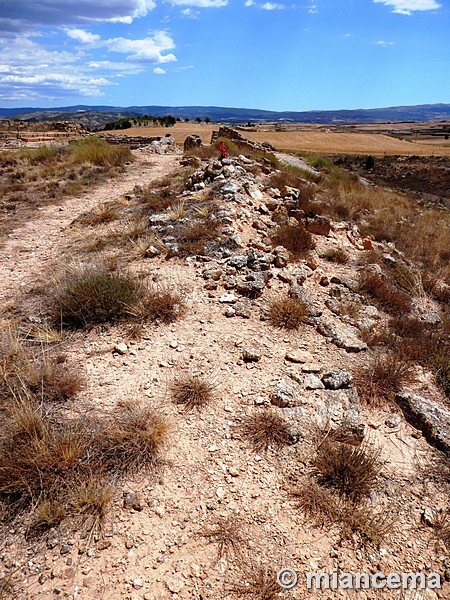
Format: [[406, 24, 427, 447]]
[[0, 145, 448, 600]]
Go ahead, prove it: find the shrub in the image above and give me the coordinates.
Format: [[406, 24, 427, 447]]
[[200, 515, 245, 560], [69, 137, 132, 167], [354, 354, 415, 407], [227, 560, 281, 600], [271, 223, 315, 258], [51, 265, 144, 328], [291, 480, 340, 528], [170, 374, 215, 411], [311, 439, 381, 503], [100, 401, 170, 474], [268, 297, 307, 330], [433, 510, 450, 550], [143, 287, 184, 324], [77, 203, 119, 226], [241, 408, 294, 452], [70, 476, 113, 532], [323, 248, 349, 264], [359, 271, 412, 315]]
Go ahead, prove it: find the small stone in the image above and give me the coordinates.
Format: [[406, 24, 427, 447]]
[[224, 307, 236, 317], [228, 466, 239, 477], [304, 374, 325, 390], [155, 506, 166, 518], [133, 577, 144, 590], [285, 351, 313, 363], [123, 491, 143, 511], [242, 347, 262, 362], [53, 584, 63, 595], [322, 370, 353, 390], [166, 577, 184, 594], [169, 340, 178, 349], [302, 363, 322, 373], [38, 573, 47, 585], [114, 342, 128, 355], [385, 414, 401, 428], [125, 539, 134, 549], [60, 545, 71, 555], [219, 293, 238, 303], [216, 487, 225, 499], [421, 507, 434, 527], [254, 395, 269, 405]]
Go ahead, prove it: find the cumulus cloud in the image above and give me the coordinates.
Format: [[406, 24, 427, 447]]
[[66, 29, 101, 44], [0, 0, 156, 32], [168, 0, 228, 7], [375, 39, 395, 46], [261, 2, 284, 8], [0, 36, 113, 99], [373, 0, 441, 15], [0, 27, 177, 100], [153, 67, 166, 74]]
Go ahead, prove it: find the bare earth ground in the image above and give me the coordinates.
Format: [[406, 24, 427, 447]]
[[0, 143, 449, 600]]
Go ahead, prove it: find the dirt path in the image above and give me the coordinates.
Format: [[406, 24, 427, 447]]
[[0, 151, 179, 304], [274, 151, 320, 176]]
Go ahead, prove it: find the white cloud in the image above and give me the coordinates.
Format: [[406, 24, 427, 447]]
[[245, 0, 255, 5], [168, 0, 228, 7], [153, 67, 166, 74], [66, 29, 101, 45], [106, 33, 177, 63], [261, 1, 285, 8], [375, 39, 395, 46], [0, 0, 156, 32], [308, 3, 318, 13], [373, 0, 441, 15], [181, 8, 200, 17], [0, 36, 113, 98]]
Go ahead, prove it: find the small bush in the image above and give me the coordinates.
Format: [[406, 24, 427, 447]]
[[77, 203, 119, 226], [100, 401, 170, 474], [200, 515, 245, 560], [291, 480, 341, 528], [268, 297, 307, 330], [354, 354, 415, 407], [241, 408, 294, 452], [311, 439, 381, 503], [30, 498, 65, 532], [359, 271, 412, 315], [271, 223, 315, 259], [143, 287, 184, 324], [178, 219, 220, 257], [433, 510, 450, 550], [323, 248, 349, 264], [70, 476, 113, 532], [340, 504, 392, 548], [70, 137, 132, 167], [51, 265, 144, 328], [227, 560, 281, 600], [170, 375, 215, 411]]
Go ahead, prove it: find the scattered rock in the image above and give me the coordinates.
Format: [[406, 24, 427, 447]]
[[316, 388, 365, 442], [166, 577, 184, 594], [304, 374, 325, 390], [183, 134, 202, 152], [305, 215, 331, 236], [285, 350, 314, 363], [270, 376, 302, 408], [123, 491, 143, 511], [114, 342, 128, 355], [395, 392, 450, 453], [316, 319, 367, 352], [322, 370, 353, 390], [242, 347, 262, 362], [385, 414, 401, 428]]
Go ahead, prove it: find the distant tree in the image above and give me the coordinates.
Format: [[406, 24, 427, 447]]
[[365, 155, 375, 170], [184, 118, 190, 122], [195, 117, 202, 123], [204, 116, 211, 124]]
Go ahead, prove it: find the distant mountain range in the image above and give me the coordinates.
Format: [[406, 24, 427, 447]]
[[0, 103, 449, 129]]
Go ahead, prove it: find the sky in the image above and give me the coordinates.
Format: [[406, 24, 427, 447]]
[[0, 0, 448, 111]]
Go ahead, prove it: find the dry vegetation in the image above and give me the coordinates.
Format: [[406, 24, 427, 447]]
[[0, 137, 132, 240], [0, 127, 449, 598]]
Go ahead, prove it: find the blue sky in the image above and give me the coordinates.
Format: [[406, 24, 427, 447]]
[[0, 0, 448, 110]]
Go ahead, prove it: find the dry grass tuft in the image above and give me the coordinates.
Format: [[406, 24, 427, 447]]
[[268, 297, 307, 330], [143, 287, 184, 324], [433, 510, 450, 550], [227, 559, 281, 599], [199, 515, 245, 560], [354, 354, 415, 407], [101, 401, 171, 474], [271, 223, 315, 259], [70, 476, 114, 532], [241, 408, 294, 452], [30, 498, 66, 532], [323, 247, 349, 264], [311, 439, 381, 503], [178, 218, 220, 257], [359, 271, 412, 316], [291, 480, 341, 528], [170, 374, 215, 411], [77, 203, 119, 226], [51, 264, 145, 328]]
